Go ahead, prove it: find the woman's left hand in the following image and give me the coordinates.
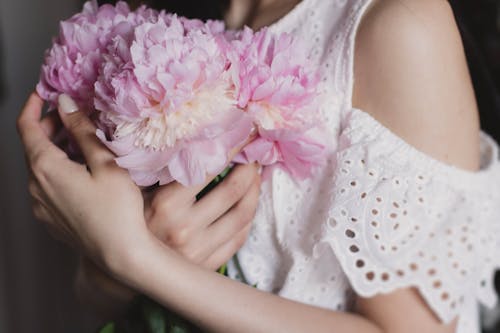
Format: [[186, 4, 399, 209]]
[[17, 93, 150, 269]]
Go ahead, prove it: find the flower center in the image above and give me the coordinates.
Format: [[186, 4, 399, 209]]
[[114, 79, 236, 150], [250, 102, 286, 130]]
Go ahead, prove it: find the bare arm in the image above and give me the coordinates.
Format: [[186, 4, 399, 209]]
[[352, 0, 479, 330]]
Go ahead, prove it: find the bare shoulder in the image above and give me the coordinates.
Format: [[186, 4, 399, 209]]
[[352, 0, 480, 170]]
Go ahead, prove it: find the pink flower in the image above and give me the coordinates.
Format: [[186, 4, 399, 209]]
[[36, 1, 329, 186], [36, 1, 158, 110], [95, 16, 253, 186], [231, 28, 329, 178]]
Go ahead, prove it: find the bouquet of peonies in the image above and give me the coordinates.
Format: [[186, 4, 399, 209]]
[[37, 0, 329, 187]]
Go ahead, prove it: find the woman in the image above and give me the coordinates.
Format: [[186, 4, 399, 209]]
[[17, 0, 500, 332]]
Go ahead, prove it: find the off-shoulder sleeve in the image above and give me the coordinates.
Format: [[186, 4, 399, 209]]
[[316, 108, 500, 323]]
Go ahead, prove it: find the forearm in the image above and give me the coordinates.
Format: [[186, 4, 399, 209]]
[[113, 236, 383, 333]]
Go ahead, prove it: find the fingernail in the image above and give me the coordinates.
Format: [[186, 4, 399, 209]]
[[58, 94, 79, 114]]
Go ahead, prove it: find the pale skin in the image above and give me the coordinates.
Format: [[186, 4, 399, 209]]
[[17, 0, 480, 331]]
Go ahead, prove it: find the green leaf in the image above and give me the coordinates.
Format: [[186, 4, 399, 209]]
[[142, 299, 167, 333], [98, 322, 115, 333], [217, 263, 227, 276], [218, 166, 232, 179], [166, 313, 192, 333], [169, 324, 191, 333]]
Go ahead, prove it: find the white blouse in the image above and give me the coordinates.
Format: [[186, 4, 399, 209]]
[[227, 1, 500, 332]]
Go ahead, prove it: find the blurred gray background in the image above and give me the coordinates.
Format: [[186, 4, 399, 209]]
[[0, 0, 99, 332]]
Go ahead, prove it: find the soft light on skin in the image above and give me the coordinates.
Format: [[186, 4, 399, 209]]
[[113, 79, 237, 150], [225, 0, 255, 29], [225, 0, 301, 29]]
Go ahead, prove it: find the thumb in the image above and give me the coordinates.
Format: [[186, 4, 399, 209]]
[[57, 94, 114, 170], [57, 94, 93, 133]]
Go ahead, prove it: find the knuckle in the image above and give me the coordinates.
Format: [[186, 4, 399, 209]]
[[152, 197, 177, 218], [32, 204, 46, 222], [180, 246, 201, 264], [150, 189, 184, 216], [148, 196, 189, 240], [174, 245, 191, 260], [151, 202, 180, 227], [164, 225, 190, 247], [28, 180, 39, 198], [147, 217, 165, 239], [31, 149, 52, 179], [66, 115, 87, 133]]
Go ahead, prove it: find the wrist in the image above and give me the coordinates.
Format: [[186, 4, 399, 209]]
[[104, 231, 166, 289]]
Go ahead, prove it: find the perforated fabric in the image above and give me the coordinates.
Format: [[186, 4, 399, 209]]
[[226, 1, 500, 332]]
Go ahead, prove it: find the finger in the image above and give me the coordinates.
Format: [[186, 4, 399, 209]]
[[177, 175, 259, 264], [146, 172, 230, 225], [203, 222, 252, 271], [40, 111, 62, 139], [147, 172, 258, 257], [192, 163, 259, 226], [28, 174, 58, 209], [32, 201, 51, 223], [57, 94, 115, 171], [200, 176, 260, 253], [17, 93, 65, 165], [28, 176, 46, 202], [149, 165, 235, 210]]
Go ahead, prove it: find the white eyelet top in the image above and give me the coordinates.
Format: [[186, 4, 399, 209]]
[[227, 1, 500, 332]]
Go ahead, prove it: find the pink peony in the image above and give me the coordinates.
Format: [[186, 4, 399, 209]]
[[36, 0, 158, 110], [95, 16, 253, 186], [36, 1, 329, 186], [231, 28, 329, 178]]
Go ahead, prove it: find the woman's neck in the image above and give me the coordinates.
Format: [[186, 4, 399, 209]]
[[224, 0, 301, 30]]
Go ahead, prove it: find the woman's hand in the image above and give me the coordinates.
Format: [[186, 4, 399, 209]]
[[144, 162, 260, 271], [17, 93, 150, 268]]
